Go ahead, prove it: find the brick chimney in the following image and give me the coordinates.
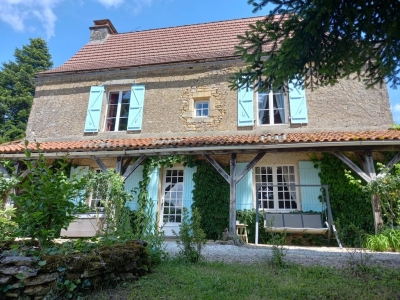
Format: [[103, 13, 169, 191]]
[[89, 19, 118, 42]]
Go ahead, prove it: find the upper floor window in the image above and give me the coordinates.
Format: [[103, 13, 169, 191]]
[[106, 90, 130, 131], [258, 89, 285, 125], [255, 165, 298, 211], [84, 85, 145, 133], [194, 100, 209, 117], [237, 78, 308, 127]]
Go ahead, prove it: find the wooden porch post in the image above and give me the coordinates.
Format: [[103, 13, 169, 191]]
[[229, 153, 237, 234], [365, 152, 383, 233]]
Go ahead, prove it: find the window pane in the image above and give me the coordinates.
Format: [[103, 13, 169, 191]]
[[106, 118, 116, 131], [194, 101, 209, 117], [120, 103, 129, 118], [273, 92, 285, 124], [258, 93, 270, 125], [121, 91, 131, 104], [109, 92, 119, 105], [118, 118, 128, 131]]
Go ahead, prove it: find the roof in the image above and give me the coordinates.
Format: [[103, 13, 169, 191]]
[[1, 130, 400, 158], [38, 16, 269, 76]]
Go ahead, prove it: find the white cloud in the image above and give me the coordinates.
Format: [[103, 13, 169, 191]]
[[0, 0, 62, 39], [392, 103, 400, 113], [391, 103, 400, 124], [94, 0, 154, 13], [95, 0, 125, 8], [130, 0, 154, 15]]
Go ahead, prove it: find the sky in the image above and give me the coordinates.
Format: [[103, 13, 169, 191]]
[[1, 0, 399, 123]]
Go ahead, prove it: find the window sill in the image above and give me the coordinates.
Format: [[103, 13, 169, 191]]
[[74, 213, 105, 219]]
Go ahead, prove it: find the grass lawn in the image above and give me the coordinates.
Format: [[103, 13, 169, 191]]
[[90, 259, 400, 300]]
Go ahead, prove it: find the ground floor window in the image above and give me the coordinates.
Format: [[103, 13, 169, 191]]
[[88, 169, 105, 212], [255, 165, 298, 211]]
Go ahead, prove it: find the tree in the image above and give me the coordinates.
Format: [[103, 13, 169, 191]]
[[0, 38, 53, 143], [233, 0, 400, 91]]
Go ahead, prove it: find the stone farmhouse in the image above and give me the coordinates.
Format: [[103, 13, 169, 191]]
[[1, 17, 399, 238]]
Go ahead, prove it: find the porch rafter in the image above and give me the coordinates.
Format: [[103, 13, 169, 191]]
[[203, 151, 266, 234], [92, 156, 108, 173], [122, 154, 147, 181], [0, 162, 10, 178]]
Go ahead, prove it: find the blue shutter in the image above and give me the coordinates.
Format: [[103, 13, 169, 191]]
[[70, 166, 89, 206], [237, 83, 254, 126], [236, 163, 253, 210], [127, 85, 145, 131], [183, 166, 197, 217], [124, 165, 144, 210], [299, 161, 324, 212], [84, 86, 105, 132], [147, 167, 160, 223], [289, 79, 308, 123]]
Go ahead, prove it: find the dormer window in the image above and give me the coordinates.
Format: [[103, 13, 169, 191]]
[[194, 100, 209, 117], [105, 90, 130, 131]]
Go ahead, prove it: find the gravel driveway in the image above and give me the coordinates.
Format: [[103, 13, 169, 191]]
[[164, 241, 400, 269]]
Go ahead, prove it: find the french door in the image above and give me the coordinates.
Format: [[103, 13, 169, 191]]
[[161, 168, 184, 236]]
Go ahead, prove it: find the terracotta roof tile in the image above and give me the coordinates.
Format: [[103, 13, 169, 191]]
[[1, 130, 400, 155], [38, 16, 270, 75]]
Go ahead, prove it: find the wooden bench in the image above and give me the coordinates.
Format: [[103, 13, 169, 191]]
[[263, 212, 329, 234]]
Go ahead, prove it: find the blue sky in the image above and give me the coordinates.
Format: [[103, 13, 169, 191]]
[[1, 0, 399, 123]]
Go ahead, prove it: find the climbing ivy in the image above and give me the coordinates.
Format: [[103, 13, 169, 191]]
[[136, 155, 185, 235], [192, 160, 229, 240], [135, 155, 186, 264], [315, 153, 373, 246]]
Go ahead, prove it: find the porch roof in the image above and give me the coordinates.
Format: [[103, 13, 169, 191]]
[[1, 130, 400, 159]]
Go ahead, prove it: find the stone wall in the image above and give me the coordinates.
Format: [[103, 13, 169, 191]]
[[27, 62, 392, 142], [0, 240, 150, 299]]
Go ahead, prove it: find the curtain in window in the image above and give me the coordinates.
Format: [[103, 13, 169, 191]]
[[282, 173, 297, 209], [258, 93, 269, 124], [275, 92, 285, 123]]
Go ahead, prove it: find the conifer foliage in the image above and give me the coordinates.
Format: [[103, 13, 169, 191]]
[[0, 38, 53, 143], [233, 0, 400, 91]]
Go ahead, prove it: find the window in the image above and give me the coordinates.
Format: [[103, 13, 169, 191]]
[[105, 90, 130, 131], [88, 170, 104, 212], [255, 165, 298, 211], [258, 89, 286, 125], [194, 101, 209, 117]]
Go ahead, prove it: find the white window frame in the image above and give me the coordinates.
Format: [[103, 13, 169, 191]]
[[257, 89, 286, 125], [254, 165, 299, 212], [194, 100, 209, 117], [88, 169, 105, 212], [104, 89, 130, 132]]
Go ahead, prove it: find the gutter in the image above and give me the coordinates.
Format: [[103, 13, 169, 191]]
[[1, 140, 400, 159]]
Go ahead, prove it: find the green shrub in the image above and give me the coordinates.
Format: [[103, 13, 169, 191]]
[[366, 229, 400, 252], [384, 228, 400, 250], [366, 234, 390, 252], [84, 170, 134, 241], [236, 209, 273, 244], [12, 143, 88, 249], [174, 207, 207, 263], [0, 200, 18, 248]]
